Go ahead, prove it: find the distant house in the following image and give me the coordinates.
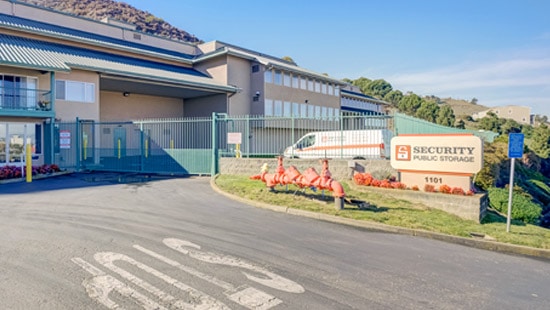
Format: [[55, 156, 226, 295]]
[[472, 105, 532, 125]]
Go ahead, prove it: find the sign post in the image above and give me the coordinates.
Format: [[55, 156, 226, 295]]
[[507, 133, 524, 233]]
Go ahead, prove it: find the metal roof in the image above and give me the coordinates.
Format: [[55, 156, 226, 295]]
[[341, 89, 388, 105], [195, 42, 347, 85], [0, 34, 237, 93], [0, 13, 195, 61]]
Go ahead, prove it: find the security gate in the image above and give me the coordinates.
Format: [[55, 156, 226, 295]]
[[53, 117, 214, 175], [51, 113, 401, 176]]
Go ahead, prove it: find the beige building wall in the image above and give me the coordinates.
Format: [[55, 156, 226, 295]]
[[185, 94, 227, 117], [227, 55, 254, 116], [194, 57, 228, 84], [0, 66, 51, 93], [264, 82, 340, 108], [473, 105, 532, 125], [54, 70, 100, 122], [100, 91, 184, 121]]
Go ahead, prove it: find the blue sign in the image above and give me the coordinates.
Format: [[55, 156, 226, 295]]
[[508, 133, 524, 158]]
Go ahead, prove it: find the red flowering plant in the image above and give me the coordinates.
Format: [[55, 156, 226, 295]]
[[0, 164, 61, 181]]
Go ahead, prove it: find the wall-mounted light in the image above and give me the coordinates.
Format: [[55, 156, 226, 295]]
[[253, 91, 260, 102], [123, 92, 130, 97], [305, 99, 309, 104]]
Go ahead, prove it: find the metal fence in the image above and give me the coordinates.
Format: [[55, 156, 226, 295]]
[[51, 112, 495, 175]]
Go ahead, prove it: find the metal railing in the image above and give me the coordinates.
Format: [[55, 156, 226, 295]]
[[50, 112, 495, 175], [0, 87, 52, 111]]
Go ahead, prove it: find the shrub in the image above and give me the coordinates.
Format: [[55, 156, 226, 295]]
[[451, 187, 466, 195], [488, 187, 542, 224], [439, 184, 452, 194], [412, 185, 419, 191], [424, 184, 435, 192]]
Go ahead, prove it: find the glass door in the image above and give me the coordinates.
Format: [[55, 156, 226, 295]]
[[8, 123, 25, 163], [0, 123, 37, 166]]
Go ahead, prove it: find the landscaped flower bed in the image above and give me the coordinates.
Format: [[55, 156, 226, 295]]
[[353, 172, 474, 196], [0, 164, 61, 180]]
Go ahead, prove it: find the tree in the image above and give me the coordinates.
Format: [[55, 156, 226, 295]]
[[415, 100, 439, 122], [365, 79, 393, 99], [352, 77, 371, 94], [436, 105, 456, 127], [471, 97, 478, 105], [397, 93, 423, 115], [383, 90, 403, 107], [531, 123, 550, 158], [456, 119, 465, 129], [500, 119, 521, 135], [478, 112, 501, 133]]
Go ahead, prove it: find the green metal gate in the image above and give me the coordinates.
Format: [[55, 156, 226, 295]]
[[53, 117, 213, 175]]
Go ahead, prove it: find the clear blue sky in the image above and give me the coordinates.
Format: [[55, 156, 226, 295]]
[[122, 0, 550, 117]]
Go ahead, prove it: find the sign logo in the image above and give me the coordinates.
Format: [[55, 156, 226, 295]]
[[396, 145, 411, 161]]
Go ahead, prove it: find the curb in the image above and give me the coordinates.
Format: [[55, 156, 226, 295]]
[[210, 175, 550, 260]]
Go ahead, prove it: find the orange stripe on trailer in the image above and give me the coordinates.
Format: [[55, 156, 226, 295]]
[[397, 133, 473, 137], [301, 143, 384, 151]]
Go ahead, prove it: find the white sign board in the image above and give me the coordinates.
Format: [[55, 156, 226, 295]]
[[60, 130, 71, 149], [391, 134, 483, 174], [227, 132, 242, 144]]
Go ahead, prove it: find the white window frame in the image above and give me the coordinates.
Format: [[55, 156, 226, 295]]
[[56, 80, 95, 103]]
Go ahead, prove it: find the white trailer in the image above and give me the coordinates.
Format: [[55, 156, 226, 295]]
[[283, 129, 393, 159]]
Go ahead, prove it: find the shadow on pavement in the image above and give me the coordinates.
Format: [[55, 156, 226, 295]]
[[0, 172, 189, 194]]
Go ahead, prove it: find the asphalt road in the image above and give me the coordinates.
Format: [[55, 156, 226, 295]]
[[0, 172, 549, 309]]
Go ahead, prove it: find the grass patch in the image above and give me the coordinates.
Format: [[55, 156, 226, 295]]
[[216, 174, 550, 249]]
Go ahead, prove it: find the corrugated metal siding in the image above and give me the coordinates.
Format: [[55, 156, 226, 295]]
[[0, 34, 235, 92], [0, 13, 195, 60]]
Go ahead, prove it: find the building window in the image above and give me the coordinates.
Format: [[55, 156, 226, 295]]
[[327, 84, 333, 96], [0, 75, 38, 109], [300, 103, 307, 117], [264, 70, 273, 83], [283, 73, 291, 87], [55, 80, 95, 103], [321, 83, 327, 94], [334, 87, 340, 96], [315, 81, 321, 93], [274, 70, 282, 85], [308, 104, 314, 118], [264, 99, 273, 116], [292, 102, 300, 117], [307, 79, 314, 91], [252, 64, 260, 73], [292, 75, 299, 88], [315, 106, 321, 118], [283, 101, 291, 117], [300, 77, 307, 90], [274, 100, 283, 116]]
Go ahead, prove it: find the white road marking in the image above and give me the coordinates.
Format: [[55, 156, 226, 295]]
[[134, 244, 282, 310], [163, 238, 305, 294], [94, 252, 230, 310], [72, 257, 167, 310]]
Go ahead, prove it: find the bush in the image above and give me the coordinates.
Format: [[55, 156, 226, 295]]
[[424, 184, 435, 192], [488, 187, 542, 224]]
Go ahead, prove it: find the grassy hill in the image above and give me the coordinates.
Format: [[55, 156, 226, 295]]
[[440, 98, 489, 118]]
